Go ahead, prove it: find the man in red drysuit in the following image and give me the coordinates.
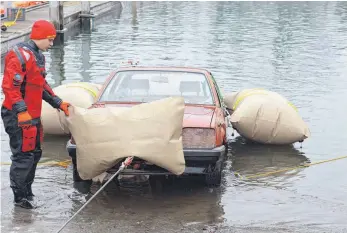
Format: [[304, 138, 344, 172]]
[[1, 20, 70, 209]]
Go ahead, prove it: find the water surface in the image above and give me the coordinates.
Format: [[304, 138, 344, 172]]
[[1, 2, 347, 232]]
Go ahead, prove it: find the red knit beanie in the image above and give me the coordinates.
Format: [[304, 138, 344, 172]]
[[30, 20, 56, 40]]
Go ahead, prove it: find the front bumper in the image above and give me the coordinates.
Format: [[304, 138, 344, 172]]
[[66, 140, 226, 175]]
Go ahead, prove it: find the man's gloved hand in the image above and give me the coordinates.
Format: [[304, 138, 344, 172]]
[[59, 102, 70, 116], [18, 111, 33, 127]]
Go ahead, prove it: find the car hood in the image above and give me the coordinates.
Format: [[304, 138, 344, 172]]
[[99, 103, 215, 128]]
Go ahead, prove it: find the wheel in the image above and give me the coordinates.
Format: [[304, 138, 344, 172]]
[[205, 164, 222, 187], [1, 25, 7, 32], [73, 180, 92, 194], [149, 175, 165, 193]]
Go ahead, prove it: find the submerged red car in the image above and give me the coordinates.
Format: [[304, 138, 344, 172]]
[[67, 65, 229, 186]]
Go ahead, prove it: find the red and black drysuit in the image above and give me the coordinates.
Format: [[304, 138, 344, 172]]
[[1, 40, 63, 203]]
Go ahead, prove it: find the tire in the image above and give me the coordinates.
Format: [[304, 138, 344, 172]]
[[149, 175, 166, 193], [73, 180, 92, 194], [1, 25, 7, 32]]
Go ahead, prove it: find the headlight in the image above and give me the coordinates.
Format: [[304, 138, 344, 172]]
[[182, 128, 216, 149]]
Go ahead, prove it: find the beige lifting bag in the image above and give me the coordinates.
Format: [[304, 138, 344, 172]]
[[61, 97, 186, 180], [224, 89, 310, 145], [223, 88, 288, 110], [41, 82, 102, 135]]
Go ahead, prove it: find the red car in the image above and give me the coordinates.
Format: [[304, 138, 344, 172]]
[[67, 65, 229, 186]]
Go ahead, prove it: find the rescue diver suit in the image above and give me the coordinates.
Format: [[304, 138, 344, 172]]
[[1, 40, 68, 208]]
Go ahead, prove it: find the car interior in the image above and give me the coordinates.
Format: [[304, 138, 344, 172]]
[[102, 72, 214, 105]]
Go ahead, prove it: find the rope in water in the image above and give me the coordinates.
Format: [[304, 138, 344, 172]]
[[233, 155, 347, 179], [0, 159, 71, 168], [2, 155, 346, 178]]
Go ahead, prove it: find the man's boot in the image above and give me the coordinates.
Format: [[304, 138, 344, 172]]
[[12, 188, 35, 209], [72, 157, 83, 182], [26, 182, 35, 201]]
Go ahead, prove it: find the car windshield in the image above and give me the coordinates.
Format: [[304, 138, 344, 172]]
[[99, 70, 215, 105]]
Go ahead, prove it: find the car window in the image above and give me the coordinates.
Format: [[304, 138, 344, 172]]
[[99, 70, 215, 105]]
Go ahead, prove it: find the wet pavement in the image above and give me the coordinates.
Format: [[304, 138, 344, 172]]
[[1, 1, 347, 233]]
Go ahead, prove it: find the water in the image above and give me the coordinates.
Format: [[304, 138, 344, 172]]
[[1, 1, 347, 232]]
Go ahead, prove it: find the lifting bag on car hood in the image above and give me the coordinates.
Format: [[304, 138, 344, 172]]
[[62, 97, 186, 180]]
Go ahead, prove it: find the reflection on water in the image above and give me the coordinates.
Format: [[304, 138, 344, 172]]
[[41, 135, 71, 161], [221, 137, 347, 231], [229, 136, 310, 186], [60, 176, 225, 233]]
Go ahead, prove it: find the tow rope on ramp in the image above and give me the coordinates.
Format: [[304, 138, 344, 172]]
[[55, 156, 134, 233]]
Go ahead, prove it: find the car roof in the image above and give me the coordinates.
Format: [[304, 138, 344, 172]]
[[114, 66, 211, 75]]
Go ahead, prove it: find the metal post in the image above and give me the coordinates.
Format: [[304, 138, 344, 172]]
[[49, 1, 65, 45], [80, 1, 94, 33], [131, 1, 138, 26], [81, 1, 90, 14]]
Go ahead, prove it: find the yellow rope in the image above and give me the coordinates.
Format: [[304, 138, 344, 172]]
[[3, 8, 23, 27], [232, 88, 297, 112], [65, 82, 98, 98], [232, 88, 266, 110], [2, 155, 346, 176], [235, 155, 347, 179], [0, 159, 71, 168]]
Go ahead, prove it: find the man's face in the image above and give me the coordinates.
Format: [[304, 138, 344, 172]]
[[37, 38, 55, 51]]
